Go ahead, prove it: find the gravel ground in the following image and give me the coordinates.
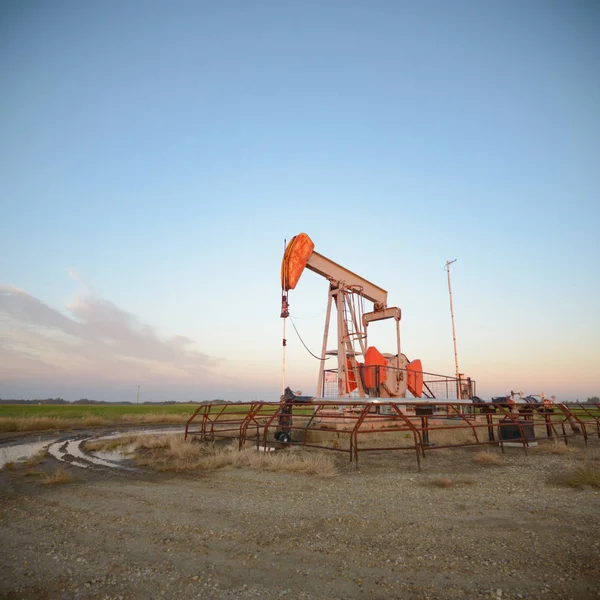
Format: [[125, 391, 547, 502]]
[[0, 436, 599, 600]]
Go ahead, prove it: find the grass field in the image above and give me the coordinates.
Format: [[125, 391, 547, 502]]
[[0, 403, 204, 433], [1, 402, 597, 434], [472, 406, 600, 418], [0, 402, 285, 433], [0, 403, 200, 420], [2, 402, 597, 420], [568, 408, 600, 417]]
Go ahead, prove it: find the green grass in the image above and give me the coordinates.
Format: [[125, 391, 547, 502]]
[[0, 402, 295, 419], [0, 404, 199, 420], [568, 409, 600, 418], [472, 407, 600, 418], [0, 404, 203, 433], [0, 402, 316, 433]]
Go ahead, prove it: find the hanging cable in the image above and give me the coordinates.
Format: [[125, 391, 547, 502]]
[[287, 310, 326, 320], [289, 316, 330, 361]]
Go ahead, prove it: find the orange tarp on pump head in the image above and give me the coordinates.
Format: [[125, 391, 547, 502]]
[[281, 233, 315, 291], [407, 359, 423, 398], [362, 346, 387, 389]]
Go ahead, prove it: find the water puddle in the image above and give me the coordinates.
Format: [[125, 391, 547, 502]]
[[96, 427, 186, 439], [92, 449, 132, 462], [2, 427, 186, 472], [0, 438, 56, 469], [64, 438, 137, 471], [81, 428, 186, 470]]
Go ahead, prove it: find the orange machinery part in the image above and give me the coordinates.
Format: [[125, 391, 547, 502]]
[[407, 359, 423, 398], [281, 233, 315, 291], [362, 346, 388, 389], [345, 358, 363, 393]]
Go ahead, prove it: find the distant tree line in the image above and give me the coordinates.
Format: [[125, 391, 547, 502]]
[[0, 397, 68, 405], [0, 398, 228, 405]]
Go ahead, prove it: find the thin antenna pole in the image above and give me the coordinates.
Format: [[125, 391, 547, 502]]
[[282, 317, 286, 395], [445, 259, 461, 397], [282, 239, 287, 396]]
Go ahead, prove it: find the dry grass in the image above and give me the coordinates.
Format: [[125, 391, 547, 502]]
[[550, 448, 600, 488], [84, 435, 141, 452], [305, 429, 352, 450], [24, 451, 47, 468], [82, 433, 184, 469], [194, 448, 239, 471], [429, 428, 477, 446], [118, 414, 186, 425], [81, 416, 107, 427], [0, 415, 109, 433], [0, 417, 72, 433], [576, 448, 600, 462], [553, 465, 600, 488], [82, 439, 107, 452], [133, 434, 220, 471], [473, 450, 502, 465], [25, 468, 41, 477], [0, 412, 187, 433], [2, 461, 17, 470], [533, 441, 577, 456], [131, 435, 337, 476], [431, 475, 476, 488], [136, 434, 183, 451], [432, 477, 453, 488], [41, 466, 74, 486], [236, 448, 337, 476]]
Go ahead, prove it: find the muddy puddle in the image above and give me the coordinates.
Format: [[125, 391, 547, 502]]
[[1, 427, 185, 471], [0, 438, 54, 469]]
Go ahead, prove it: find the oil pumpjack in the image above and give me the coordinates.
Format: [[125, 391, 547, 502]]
[[280, 232, 424, 400]]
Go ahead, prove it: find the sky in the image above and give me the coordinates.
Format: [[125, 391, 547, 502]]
[[1, 0, 599, 403]]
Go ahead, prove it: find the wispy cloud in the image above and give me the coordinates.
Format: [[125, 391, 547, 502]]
[[0, 281, 222, 397], [66, 267, 93, 293]]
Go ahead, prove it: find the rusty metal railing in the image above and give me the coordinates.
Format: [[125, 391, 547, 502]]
[[564, 403, 600, 438], [185, 402, 276, 449], [185, 400, 599, 470]]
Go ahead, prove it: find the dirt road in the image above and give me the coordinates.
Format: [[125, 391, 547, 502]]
[[1, 437, 599, 599]]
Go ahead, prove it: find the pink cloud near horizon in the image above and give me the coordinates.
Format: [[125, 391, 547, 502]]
[[0, 283, 231, 400]]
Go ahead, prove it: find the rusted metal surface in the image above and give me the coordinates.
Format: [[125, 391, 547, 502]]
[[322, 365, 475, 400], [185, 402, 273, 449], [569, 403, 600, 438], [185, 400, 598, 471]]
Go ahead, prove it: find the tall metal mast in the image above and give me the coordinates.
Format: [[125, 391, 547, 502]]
[[445, 259, 461, 397], [281, 239, 288, 395]]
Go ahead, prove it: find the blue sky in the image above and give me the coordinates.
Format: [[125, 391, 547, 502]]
[[1, 0, 599, 402]]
